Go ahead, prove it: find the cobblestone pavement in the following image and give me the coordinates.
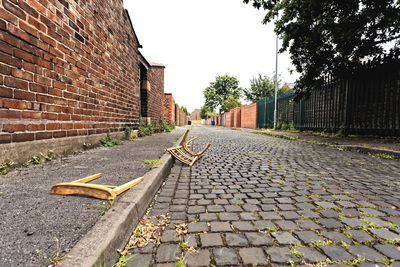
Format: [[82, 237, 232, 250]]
[[125, 126, 400, 267]]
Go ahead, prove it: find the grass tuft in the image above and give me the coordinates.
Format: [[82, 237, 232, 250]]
[[144, 160, 165, 166], [99, 199, 116, 216]]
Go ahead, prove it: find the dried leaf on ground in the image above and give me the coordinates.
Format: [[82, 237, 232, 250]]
[[174, 223, 188, 236], [124, 215, 170, 251]]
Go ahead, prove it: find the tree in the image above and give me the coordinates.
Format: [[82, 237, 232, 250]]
[[243, 73, 276, 102], [244, 74, 294, 102], [181, 106, 190, 116], [203, 75, 242, 114], [243, 0, 400, 99], [200, 104, 217, 119], [221, 95, 241, 112]]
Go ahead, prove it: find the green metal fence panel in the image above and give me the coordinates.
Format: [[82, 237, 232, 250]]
[[257, 93, 296, 129], [265, 96, 275, 128], [257, 98, 267, 128], [255, 61, 399, 136]]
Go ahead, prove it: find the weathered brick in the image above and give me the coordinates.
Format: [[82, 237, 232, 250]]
[[0, 19, 6, 31], [22, 111, 41, 119], [0, 134, 12, 144], [14, 90, 35, 101], [3, 124, 26, 133], [0, 52, 22, 68], [53, 131, 67, 138], [1, 99, 28, 109], [4, 77, 28, 90], [0, 86, 13, 97], [35, 131, 52, 140], [3, 0, 26, 20], [12, 133, 35, 142]]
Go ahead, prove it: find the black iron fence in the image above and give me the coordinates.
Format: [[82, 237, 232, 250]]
[[257, 61, 400, 136]]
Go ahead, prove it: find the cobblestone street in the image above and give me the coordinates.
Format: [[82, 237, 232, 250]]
[[126, 125, 400, 267]]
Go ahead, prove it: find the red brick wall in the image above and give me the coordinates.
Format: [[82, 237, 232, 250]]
[[174, 104, 180, 126], [206, 115, 219, 126], [0, 0, 141, 144], [173, 103, 187, 126], [225, 111, 232, 127], [162, 93, 175, 124], [145, 64, 164, 122], [233, 107, 241, 128], [175, 104, 182, 126], [231, 110, 236, 127], [189, 110, 200, 121], [179, 108, 187, 126], [241, 103, 257, 129]]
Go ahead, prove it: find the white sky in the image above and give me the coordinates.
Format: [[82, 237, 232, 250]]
[[125, 0, 299, 112]]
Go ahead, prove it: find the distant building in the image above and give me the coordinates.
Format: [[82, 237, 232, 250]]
[[189, 109, 201, 121]]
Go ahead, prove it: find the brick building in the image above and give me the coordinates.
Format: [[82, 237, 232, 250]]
[[139, 58, 165, 123], [162, 93, 175, 124], [0, 0, 169, 162], [189, 109, 201, 121]]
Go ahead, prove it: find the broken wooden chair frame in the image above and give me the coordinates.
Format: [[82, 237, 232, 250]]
[[50, 173, 144, 200], [167, 130, 211, 166]]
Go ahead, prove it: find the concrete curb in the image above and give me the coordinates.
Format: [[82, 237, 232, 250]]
[[336, 145, 400, 159], [242, 128, 400, 160], [59, 131, 185, 267]]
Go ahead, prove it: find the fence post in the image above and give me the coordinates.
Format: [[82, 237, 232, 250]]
[[299, 99, 304, 130], [343, 80, 350, 135]]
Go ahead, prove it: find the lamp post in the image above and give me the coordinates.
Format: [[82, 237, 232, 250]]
[[273, 29, 279, 130]]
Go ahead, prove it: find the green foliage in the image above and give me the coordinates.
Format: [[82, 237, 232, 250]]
[[124, 127, 132, 139], [40, 150, 54, 161], [23, 152, 52, 167], [100, 133, 123, 147], [199, 104, 218, 119], [181, 106, 190, 116], [0, 160, 16, 175], [203, 75, 242, 114], [138, 119, 175, 137], [114, 253, 135, 267], [175, 254, 186, 267], [290, 248, 301, 257], [276, 115, 295, 131], [371, 153, 397, 160], [30, 155, 41, 165], [221, 95, 241, 112], [99, 199, 115, 216], [243, 73, 277, 102], [244, 0, 400, 98], [144, 160, 165, 166], [47, 237, 66, 265], [160, 119, 176, 132], [138, 124, 154, 137], [286, 260, 295, 267]]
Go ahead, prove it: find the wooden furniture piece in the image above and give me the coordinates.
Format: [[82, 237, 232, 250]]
[[167, 130, 211, 166], [50, 173, 144, 200], [166, 146, 199, 166], [183, 136, 211, 159]]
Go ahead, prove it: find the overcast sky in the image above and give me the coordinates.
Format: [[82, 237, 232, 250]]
[[125, 0, 299, 112]]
